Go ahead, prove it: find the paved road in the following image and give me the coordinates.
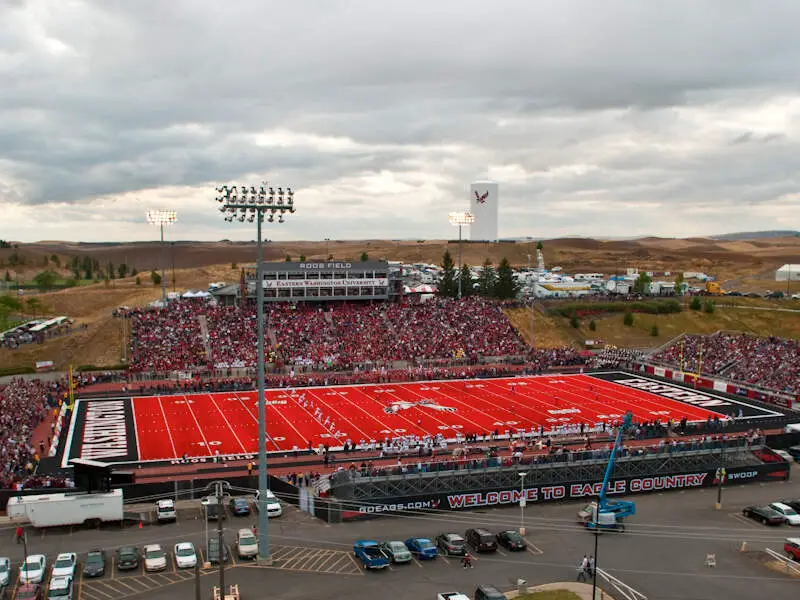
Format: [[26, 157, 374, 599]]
[[2, 466, 799, 600]]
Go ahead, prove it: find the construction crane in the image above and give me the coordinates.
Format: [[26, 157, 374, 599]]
[[579, 411, 636, 533]]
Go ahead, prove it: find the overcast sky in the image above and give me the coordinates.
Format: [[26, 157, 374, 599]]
[[2, 0, 800, 243]]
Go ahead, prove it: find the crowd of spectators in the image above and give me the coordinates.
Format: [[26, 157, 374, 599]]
[[128, 298, 551, 373], [588, 346, 646, 369], [650, 332, 800, 395], [0, 378, 69, 490]]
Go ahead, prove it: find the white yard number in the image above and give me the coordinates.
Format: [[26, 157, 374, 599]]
[[195, 441, 222, 447]]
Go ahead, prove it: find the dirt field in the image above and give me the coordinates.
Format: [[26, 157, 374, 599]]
[[1, 235, 799, 370]]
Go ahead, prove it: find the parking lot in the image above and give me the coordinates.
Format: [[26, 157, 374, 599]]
[[1, 470, 799, 600]]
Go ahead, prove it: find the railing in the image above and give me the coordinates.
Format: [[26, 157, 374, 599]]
[[594, 568, 648, 600], [765, 548, 800, 576]]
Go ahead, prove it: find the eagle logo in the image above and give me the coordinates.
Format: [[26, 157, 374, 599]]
[[383, 399, 457, 414], [474, 190, 489, 204]]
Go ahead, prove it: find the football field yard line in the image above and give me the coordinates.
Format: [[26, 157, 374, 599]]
[[207, 393, 249, 454], [156, 396, 179, 458], [231, 391, 282, 451]]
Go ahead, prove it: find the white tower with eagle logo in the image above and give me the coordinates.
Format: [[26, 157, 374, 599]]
[[469, 180, 499, 241]]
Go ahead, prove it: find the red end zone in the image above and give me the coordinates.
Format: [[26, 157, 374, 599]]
[[122, 373, 735, 462]]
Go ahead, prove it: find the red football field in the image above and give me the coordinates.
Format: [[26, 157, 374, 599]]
[[131, 374, 726, 461]]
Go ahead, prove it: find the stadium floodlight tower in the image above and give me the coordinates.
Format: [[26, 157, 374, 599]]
[[448, 211, 474, 299], [215, 182, 295, 563], [145, 209, 177, 304]]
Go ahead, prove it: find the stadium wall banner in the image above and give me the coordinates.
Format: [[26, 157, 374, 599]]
[[261, 278, 388, 289], [641, 365, 794, 410], [337, 462, 790, 521]]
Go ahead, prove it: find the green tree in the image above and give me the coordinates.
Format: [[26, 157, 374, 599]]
[[689, 296, 702, 311], [135, 276, 141, 286], [458, 264, 473, 297], [41, 255, 49, 266], [8, 252, 21, 267], [131, 268, 138, 276], [0, 295, 22, 330], [494, 257, 520, 299], [106, 262, 115, 282], [588, 320, 596, 332], [50, 254, 60, 268], [438, 250, 458, 298], [285, 255, 292, 262], [673, 272, 685, 295], [477, 258, 497, 297], [623, 311, 634, 326], [33, 270, 58, 291], [80, 256, 93, 279], [117, 263, 128, 279], [633, 272, 652, 295], [650, 324, 659, 336], [150, 270, 162, 285], [360, 251, 369, 262], [570, 316, 579, 328], [299, 255, 306, 262], [69, 256, 81, 279], [3, 270, 10, 282], [231, 262, 238, 270], [327, 254, 334, 261], [536, 241, 543, 251], [703, 300, 715, 314]]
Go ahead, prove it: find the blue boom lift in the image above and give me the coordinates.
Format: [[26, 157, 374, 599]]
[[579, 411, 636, 532]]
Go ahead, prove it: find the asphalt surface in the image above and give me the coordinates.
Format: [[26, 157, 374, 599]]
[[2, 467, 800, 600]]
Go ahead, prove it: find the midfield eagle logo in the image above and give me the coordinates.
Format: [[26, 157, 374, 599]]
[[474, 190, 489, 204]]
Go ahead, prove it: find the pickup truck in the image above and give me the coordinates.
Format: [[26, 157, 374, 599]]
[[353, 540, 389, 570]]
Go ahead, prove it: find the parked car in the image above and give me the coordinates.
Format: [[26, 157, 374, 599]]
[[207, 539, 229, 565], [82, 551, 106, 578], [143, 544, 168, 572], [405, 538, 438, 560], [378, 541, 412, 563], [156, 499, 177, 523], [14, 584, 42, 600], [783, 499, 800, 512], [174, 543, 197, 569], [0, 557, 9, 587], [496, 530, 527, 551], [51, 553, 77, 579], [353, 541, 389, 570], [236, 529, 258, 559], [769, 503, 800, 526], [255, 490, 283, 517], [435, 533, 466, 556], [785, 538, 800, 561], [230, 498, 251, 517], [465, 528, 498, 553], [46, 576, 73, 600], [742, 505, 785, 526], [474, 585, 507, 600], [116, 547, 139, 571], [19, 555, 46, 584]]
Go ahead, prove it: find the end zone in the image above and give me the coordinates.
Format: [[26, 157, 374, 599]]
[[60, 397, 140, 468], [589, 371, 786, 420]]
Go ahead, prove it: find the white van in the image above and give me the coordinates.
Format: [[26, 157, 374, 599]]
[[156, 499, 177, 523]]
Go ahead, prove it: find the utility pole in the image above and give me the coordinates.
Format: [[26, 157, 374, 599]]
[[216, 482, 225, 595]]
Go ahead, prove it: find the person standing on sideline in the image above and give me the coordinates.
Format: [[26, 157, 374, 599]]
[[577, 555, 589, 581], [247, 461, 254, 476]]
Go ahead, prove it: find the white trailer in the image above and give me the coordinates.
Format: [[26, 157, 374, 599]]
[[6, 489, 123, 528]]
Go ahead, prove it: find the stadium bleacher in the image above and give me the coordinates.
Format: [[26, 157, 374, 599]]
[[650, 332, 800, 395], [128, 298, 534, 372]]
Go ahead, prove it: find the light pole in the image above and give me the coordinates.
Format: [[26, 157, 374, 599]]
[[216, 182, 295, 563], [146, 209, 177, 304], [518, 472, 527, 535], [324, 237, 330, 259], [448, 211, 474, 299]]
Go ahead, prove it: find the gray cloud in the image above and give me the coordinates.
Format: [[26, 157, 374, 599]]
[[1, 0, 800, 241]]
